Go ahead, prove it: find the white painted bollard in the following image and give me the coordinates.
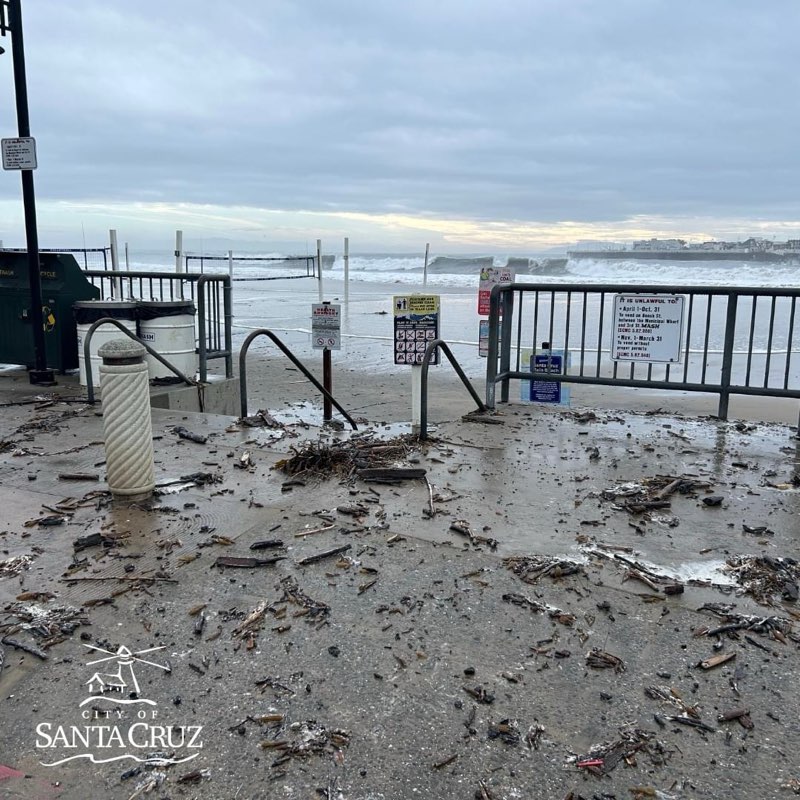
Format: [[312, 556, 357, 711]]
[[98, 339, 155, 499]]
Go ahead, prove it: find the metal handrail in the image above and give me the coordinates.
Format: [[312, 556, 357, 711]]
[[418, 338, 487, 441], [485, 281, 800, 419], [239, 329, 358, 429], [83, 270, 233, 382], [83, 317, 197, 404]]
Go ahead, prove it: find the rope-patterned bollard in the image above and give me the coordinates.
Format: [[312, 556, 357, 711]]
[[98, 339, 155, 499]]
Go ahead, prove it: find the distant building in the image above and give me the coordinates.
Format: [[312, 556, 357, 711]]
[[632, 238, 686, 251]]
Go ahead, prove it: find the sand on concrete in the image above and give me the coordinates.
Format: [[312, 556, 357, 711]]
[[0, 358, 799, 799]]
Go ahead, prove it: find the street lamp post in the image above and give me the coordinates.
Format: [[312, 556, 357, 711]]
[[1, 0, 55, 384]]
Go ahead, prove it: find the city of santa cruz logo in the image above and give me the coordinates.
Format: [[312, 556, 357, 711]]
[[35, 643, 204, 766], [81, 643, 169, 707]]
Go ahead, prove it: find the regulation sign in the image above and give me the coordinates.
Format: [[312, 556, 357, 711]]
[[478, 266, 513, 316], [393, 294, 439, 365], [1, 137, 38, 170], [611, 294, 685, 363], [529, 352, 563, 403], [311, 302, 341, 350]]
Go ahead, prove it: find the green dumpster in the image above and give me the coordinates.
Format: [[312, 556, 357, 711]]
[[0, 251, 100, 371]]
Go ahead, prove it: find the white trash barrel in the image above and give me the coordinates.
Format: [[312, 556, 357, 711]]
[[73, 301, 138, 387], [137, 301, 197, 380]]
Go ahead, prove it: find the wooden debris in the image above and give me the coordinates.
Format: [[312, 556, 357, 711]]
[[173, 426, 208, 444], [214, 556, 286, 568], [586, 648, 625, 673], [297, 544, 351, 566], [699, 652, 736, 670], [57, 472, 99, 481], [294, 524, 335, 538]]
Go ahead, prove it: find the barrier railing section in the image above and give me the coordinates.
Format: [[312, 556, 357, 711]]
[[83, 270, 233, 381], [239, 328, 357, 430], [486, 282, 800, 420], [0, 246, 110, 269], [418, 338, 487, 441], [184, 254, 318, 280]]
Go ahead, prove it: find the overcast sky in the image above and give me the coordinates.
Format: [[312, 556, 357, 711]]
[[1, 0, 799, 252]]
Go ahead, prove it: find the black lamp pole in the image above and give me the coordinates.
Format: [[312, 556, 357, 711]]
[[3, 0, 55, 384]]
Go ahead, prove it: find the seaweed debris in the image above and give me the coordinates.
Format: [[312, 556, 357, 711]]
[[273, 434, 417, 479]]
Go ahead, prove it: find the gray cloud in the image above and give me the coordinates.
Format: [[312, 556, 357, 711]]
[[2, 0, 799, 228]]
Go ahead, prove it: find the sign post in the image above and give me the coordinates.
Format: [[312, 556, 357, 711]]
[[311, 302, 341, 421], [2, 0, 54, 384], [393, 294, 440, 434]]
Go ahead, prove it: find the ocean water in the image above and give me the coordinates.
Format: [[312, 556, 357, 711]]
[[91, 250, 800, 386], [125, 249, 800, 289]]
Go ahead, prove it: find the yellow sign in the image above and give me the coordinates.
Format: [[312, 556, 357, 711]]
[[43, 306, 56, 332], [393, 295, 440, 316]]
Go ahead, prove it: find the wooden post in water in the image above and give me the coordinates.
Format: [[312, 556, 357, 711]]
[[109, 229, 121, 299], [344, 237, 350, 304], [316, 238, 324, 301], [423, 242, 430, 287]]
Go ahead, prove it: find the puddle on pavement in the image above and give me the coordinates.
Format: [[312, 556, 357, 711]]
[[268, 401, 420, 440]]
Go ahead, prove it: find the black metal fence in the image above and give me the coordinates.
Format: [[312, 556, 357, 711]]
[[486, 282, 800, 419], [84, 270, 232, 381], [0, 246, 109, 269], [184, 253, 318, 281]]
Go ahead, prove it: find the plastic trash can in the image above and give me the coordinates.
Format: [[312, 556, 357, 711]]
[[137, 300, 197, 380], [73, 300, 138, 386]]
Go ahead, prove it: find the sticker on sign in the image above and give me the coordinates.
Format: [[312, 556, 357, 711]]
[[2, 137, 38, 170]]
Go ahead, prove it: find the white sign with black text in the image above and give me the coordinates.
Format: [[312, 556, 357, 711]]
[[311, 302, 341, 350], [611, 293, 685, 363]]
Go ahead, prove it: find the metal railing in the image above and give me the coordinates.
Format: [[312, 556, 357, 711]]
[[239, 329, 357, 429], [82, 317, 197, 405], [83, 270, 233, 382], [486, 282, 800, 420], [184, 253, 318, 281], [0, 246, 109, 269], [419, 338, 487, 440]]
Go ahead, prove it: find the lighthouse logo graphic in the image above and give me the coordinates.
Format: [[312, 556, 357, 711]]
[[80, 643, 170, 707]]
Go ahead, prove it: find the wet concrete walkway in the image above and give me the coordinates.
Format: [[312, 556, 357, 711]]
[[1, 369, 799, 799]]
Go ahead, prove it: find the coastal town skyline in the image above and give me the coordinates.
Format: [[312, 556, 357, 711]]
[[1, 1, 799, 252]]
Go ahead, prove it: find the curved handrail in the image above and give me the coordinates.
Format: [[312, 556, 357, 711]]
[[419, 338, 487, 440], [84, 317, 197, 404], [239, 329, 358, 430]]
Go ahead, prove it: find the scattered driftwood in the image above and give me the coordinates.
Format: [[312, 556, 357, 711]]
[[724, 555, 799, 604], [601, 475, 714, 514], [586, 648, 625, 673], [58, 472, 99, 481], [274, 435, 415, 479], [450, 520, 498, 549], [358, 467, 426, 482], [504, 555, 584, 584], [173, 426, 208, 444], [279, 575, 330, 622], [297, 545, 351, 567], [571, 727, 666, 775], [699, 652, 736, 670], [214, 556, 285, 568]]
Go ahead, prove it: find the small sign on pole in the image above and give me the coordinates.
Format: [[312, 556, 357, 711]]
[[611, 294, 685, 362], [311, 302, 341, 350], [1, 137, 37, 170], [393, 294, 440, 365], [478, 266, 513, 316]]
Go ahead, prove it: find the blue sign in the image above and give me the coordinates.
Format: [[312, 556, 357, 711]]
[[530, 352, 563, 403]]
